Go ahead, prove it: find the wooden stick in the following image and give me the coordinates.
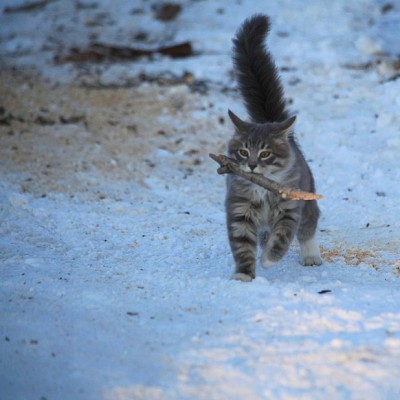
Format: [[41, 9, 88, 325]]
[[209, 153, 323, 201]]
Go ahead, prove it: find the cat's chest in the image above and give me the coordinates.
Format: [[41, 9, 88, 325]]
[[249, 184, 267, 204], [248, 185, 275, 219], [247, 184, 280, 223]]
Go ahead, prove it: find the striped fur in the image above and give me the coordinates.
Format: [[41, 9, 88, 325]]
[[226, 15, 322, 281]]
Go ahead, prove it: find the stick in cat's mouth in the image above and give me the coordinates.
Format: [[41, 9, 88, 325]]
[[209, 153, 323, 201]]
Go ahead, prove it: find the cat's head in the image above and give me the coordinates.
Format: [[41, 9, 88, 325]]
[[227, 109, 296, 177]]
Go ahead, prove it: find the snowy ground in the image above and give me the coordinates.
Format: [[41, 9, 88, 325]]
[[1, 0, 400, 399]]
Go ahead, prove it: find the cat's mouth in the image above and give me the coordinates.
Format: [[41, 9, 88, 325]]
[[240, 164, 281, 180], [242, 165, 263, 174]]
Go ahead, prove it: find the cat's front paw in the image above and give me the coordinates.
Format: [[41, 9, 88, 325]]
[[232, 272, 253, 282], [261, 254, 276, 269], [301, 255, 323, 266]]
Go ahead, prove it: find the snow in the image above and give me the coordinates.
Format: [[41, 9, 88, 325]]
[[0, 0, 400, 399]]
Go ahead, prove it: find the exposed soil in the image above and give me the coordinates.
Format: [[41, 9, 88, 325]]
[[0, 66, 227, 200]]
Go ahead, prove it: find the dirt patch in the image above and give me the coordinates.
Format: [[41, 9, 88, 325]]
[[321, 246, 377, 266], [321, 244, 399, 273], [0, 67, 227, 199], [321, 245, 383, 270]]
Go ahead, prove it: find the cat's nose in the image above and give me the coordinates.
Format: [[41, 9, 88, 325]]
[[248, 163, 257, 171]]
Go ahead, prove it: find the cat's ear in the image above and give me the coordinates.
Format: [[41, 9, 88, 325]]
[[274, 116, 296, 138], [228, 109, 249, 132]]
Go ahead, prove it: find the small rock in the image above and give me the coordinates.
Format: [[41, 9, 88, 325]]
[[318, 289, 332, 294], [127, 311, 139, 316], [154, 3, 181, 21]]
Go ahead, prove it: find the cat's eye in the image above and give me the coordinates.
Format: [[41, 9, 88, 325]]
[[239, 149, 249, 158], [259, 150, 271, 159]]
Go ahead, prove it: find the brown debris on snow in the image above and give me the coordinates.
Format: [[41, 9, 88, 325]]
[[154, 3, 182, 21], [54, 42, 194, 64], [3, 0, 55, 14], [321, 246, 378, 267], [0, 68, 219, 199]]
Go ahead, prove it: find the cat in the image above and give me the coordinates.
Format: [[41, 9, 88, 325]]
[[225, 14, 322, 282]]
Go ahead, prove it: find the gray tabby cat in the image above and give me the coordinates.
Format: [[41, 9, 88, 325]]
[[226, 14, 322, 282]]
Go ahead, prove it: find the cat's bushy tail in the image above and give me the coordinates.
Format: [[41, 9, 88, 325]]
[[232, 14, 288, 123]]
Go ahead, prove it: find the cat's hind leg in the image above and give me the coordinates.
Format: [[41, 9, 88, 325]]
[[299, 235, 322, 266], [297, 200, 322, 266]]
